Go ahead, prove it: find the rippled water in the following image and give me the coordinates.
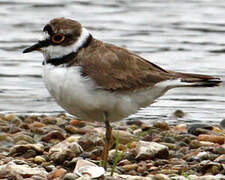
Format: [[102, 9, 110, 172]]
[[0, 0, 224, 124]]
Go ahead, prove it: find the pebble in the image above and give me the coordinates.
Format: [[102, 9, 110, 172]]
[[0, 132, 12, 142], [153, 121, 170, 130], [63, 173, 77, 180], [13, 132, 35, 143], [78, 131, 103, 151], [214, 154, 225, 163], [34, 155, 47, 164], [0, 161, 48, 179], [198, 134, 225, 144], [135, 141, 169, 160], [10, 143, 44, 155], [122, 164, 138, 171], [112, 130, 134, 144], [175, 124, 187, 133], [173, 109, 185, 118], [49, 140, 83, 163], [1, 113, 225, 179], [188, 124, 213, 135], [70, 119, 86, 128], [213, 144, 225, 154], [41, 130, 65, 142], [51, 168, 67, 179]]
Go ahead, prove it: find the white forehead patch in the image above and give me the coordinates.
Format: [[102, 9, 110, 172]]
[[41, 27, 90, 59], [42, 32, 50, 41]]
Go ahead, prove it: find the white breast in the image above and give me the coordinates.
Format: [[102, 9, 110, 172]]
[[43, 64, 177, 122]]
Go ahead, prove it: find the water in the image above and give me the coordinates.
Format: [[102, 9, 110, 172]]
[[0, 0, 224, 124]]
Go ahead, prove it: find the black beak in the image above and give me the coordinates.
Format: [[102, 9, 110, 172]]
[[23, 40, 50, 53]]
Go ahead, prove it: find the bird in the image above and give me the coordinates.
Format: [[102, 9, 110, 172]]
[[23, 17, 221, 169]]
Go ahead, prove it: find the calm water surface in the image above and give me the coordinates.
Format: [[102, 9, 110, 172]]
[[0, 0, 225, 124]]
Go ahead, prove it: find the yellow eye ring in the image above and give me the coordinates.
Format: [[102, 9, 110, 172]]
[[51, 34, 65, 44]]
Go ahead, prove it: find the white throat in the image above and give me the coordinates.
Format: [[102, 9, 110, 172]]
[[41, 27, 90, 60]]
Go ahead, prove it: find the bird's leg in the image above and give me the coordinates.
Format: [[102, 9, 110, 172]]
[[102, 113, 112, 170]]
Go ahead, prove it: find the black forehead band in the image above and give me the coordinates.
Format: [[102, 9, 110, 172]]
[[43, 24, 53, 36]]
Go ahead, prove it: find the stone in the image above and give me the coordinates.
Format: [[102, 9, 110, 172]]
[[10, 143, 44, 155], [135, 141, 169, 160], [49, 140, 83, 163], [213, 144, 225, 154], [198, 134, 224, 144], [175, 124, 187, 133], [78, 131, 103, 151], [154, 174, 171, 180], [188, 124, 213, 136], [122, 164, 138, 171], [0, 161, 47, 179], [112, 130, 134, 145], [214, 154, 225, 163], [51, 168, 67, 179], [41, 130, 65, 142], [63, 173, 77, 180], [0, 132, 12, 142], [34, 155, 47, 164], [70, 119, 86, 128], [173, 109, 185, 118], [13, 133, 35, 143], [153, 121, 170, 130]]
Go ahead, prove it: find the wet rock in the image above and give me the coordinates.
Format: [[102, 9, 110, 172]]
[[126, 120, 143, 127], [49, 140, 83, 163], [0, 161, 48, 179], [153, 121, 170, 130], [41, 130, 65, 142], [173, 109, 185, 118], [198, 134, 224, 144], [78, 131, 103, 151], [188, 124, 213, 136], [135, 141, 169, 160]]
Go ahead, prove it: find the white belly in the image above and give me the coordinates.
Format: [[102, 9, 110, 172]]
[[43, 64, 172, 122]]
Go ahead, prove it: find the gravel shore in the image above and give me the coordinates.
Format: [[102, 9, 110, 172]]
[[0, 113, 225, 180]]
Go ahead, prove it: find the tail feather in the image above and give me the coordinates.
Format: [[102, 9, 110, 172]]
[[171, 72, 222, 87]]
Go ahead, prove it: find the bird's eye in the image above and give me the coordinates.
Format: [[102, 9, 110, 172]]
[[51, 34, 65, 44]]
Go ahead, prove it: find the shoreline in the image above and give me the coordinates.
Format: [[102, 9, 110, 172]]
[[0, 113, 225, 179]]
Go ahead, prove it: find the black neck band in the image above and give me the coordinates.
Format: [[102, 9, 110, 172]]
[[44, 34, 93, 66]]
